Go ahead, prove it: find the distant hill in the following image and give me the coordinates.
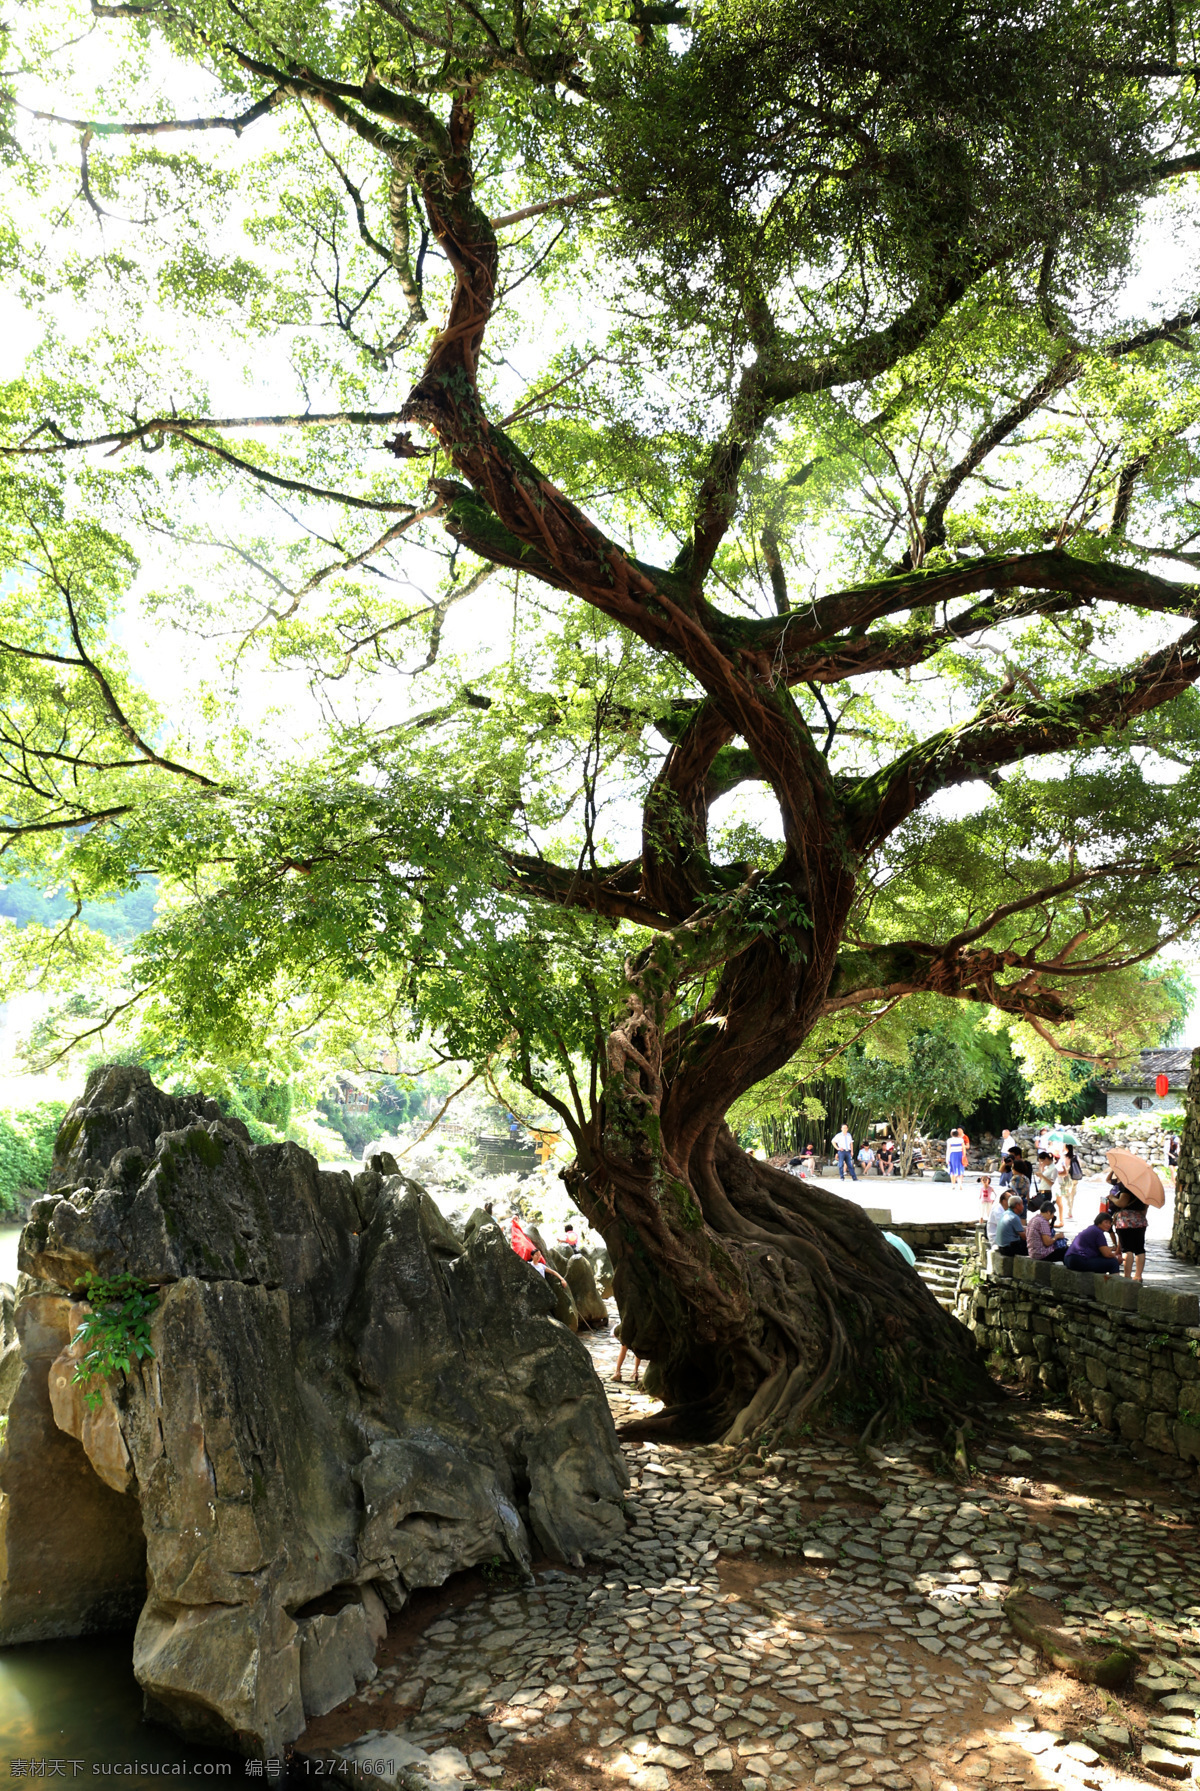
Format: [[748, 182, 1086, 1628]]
[[0, 879, 158, 944]]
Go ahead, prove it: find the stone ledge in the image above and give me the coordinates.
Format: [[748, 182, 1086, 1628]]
[[1138, 1285, 1200, 1327]]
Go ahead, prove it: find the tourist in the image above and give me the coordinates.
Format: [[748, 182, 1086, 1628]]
[[558, 1220, 580, 1253], [995, 1195, 1028, 1257], [1060, 1144, 1083, 1219], [986, 1189, 1010, 1245], [857, 1139, 877, 1176], [1010, 1149, 1035, 1185], [878, 1137, 896, 1177], [1034, 1151, 1056, 1196], [1169, 1132, 1181, 1169], [1026, 1198, 1068, 1262], [1064, 1212, 1122, 1275], [946, 1127, 966, 1188], [978, 1173, 995, 1226], [832, 1123, 857, 1181], [1034, 1152, 1059, 1222], [1109, 1178, 1149, 1282], [510, 1214, 570, 1290], [974, 1167, 995, 1225], [613, 1324, 642, 1386]]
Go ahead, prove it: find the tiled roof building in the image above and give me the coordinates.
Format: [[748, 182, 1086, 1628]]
[[1098, 1046, 1191, 1116]]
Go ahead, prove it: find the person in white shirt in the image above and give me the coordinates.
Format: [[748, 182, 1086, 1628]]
[[832, 1125, 857, 1182], [857, 1142, 876, 1175], [986, 1190, 1010, 1245]]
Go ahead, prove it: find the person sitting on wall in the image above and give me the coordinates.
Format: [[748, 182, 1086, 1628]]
[[986, 1189, 1011, 1246], [1026, 1196, 1069, 1262], [995, 1194, 1028, 1257], [1064, 1211, 1123, 1275]]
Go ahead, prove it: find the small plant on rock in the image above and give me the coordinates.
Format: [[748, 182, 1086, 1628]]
[[71, 1271, 158, 1412]]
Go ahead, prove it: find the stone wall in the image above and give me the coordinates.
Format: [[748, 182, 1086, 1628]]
[[887, 1220, 977, 1252], [1171, 1047, 1200, 1263], [956, 1244, 1200, 1471]]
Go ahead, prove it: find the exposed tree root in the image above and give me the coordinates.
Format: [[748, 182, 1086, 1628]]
[[1004, 1588, 1137, 1688]]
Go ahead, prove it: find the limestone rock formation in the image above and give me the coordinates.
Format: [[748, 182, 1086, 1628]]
[[0, 1067, 628, 1758], [565, 1254, 609, 1328]]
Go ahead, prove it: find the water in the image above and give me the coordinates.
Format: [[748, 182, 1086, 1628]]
[[0, 1635, 253, 1784]]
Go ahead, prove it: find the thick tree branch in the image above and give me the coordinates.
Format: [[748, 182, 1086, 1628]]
[[21, 89, 287, 137], [847, 620, 1200, 848], [642, 701, 739, 916], [490, 188, 613, 227], [5, 410, 412, 457], [917, 355, 1079, 559], [723, 549, 1200, 672], [502, 850, 667, 929]]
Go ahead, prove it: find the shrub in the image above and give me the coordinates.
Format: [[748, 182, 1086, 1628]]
[[0, 1100, 68, 1215]]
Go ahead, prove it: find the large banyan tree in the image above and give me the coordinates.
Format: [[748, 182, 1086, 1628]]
[[5, 0, 1200, 1439]]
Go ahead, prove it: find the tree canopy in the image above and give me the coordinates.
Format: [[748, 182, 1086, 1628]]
[[4, 0, 1200, 1436]]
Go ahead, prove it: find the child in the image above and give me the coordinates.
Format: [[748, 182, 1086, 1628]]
[[978, 1173, 995, 1225]]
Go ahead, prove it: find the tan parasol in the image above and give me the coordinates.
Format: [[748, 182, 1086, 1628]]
[[1106, 1148, 1165, 1209]]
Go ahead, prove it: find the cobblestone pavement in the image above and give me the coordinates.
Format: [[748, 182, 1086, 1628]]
[[308, 1315, 1200, 1791]]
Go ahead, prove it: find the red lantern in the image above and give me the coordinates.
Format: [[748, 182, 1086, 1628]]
[[1156, 1073, 1170, 1099]]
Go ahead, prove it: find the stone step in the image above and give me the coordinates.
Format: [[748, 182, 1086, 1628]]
[[915, 1256, 963, 1310]]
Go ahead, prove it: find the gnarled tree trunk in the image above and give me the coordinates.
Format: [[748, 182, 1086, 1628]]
[[564, 925, 991, 1445]]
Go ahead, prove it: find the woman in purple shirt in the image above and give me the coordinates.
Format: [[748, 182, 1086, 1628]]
[[1026, 1200, 1068, 1261], [1065, 1212, 1122, 1274]]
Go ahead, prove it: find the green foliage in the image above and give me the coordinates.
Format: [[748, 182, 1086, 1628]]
[[70, 1271, 158, 1412], [0, 1100, 68, 1215], [0, 0, 1197, 1169], [846, 1033, 991, 1168]]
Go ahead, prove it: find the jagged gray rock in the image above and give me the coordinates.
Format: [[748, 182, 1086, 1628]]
[[0, 1286, 19, 1412], [565, 1253, 609, 1328], [0, 1067, 628, 1758]]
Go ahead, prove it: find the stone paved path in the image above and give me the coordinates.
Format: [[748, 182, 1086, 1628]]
[[308, 1312, 1200, 1791]]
